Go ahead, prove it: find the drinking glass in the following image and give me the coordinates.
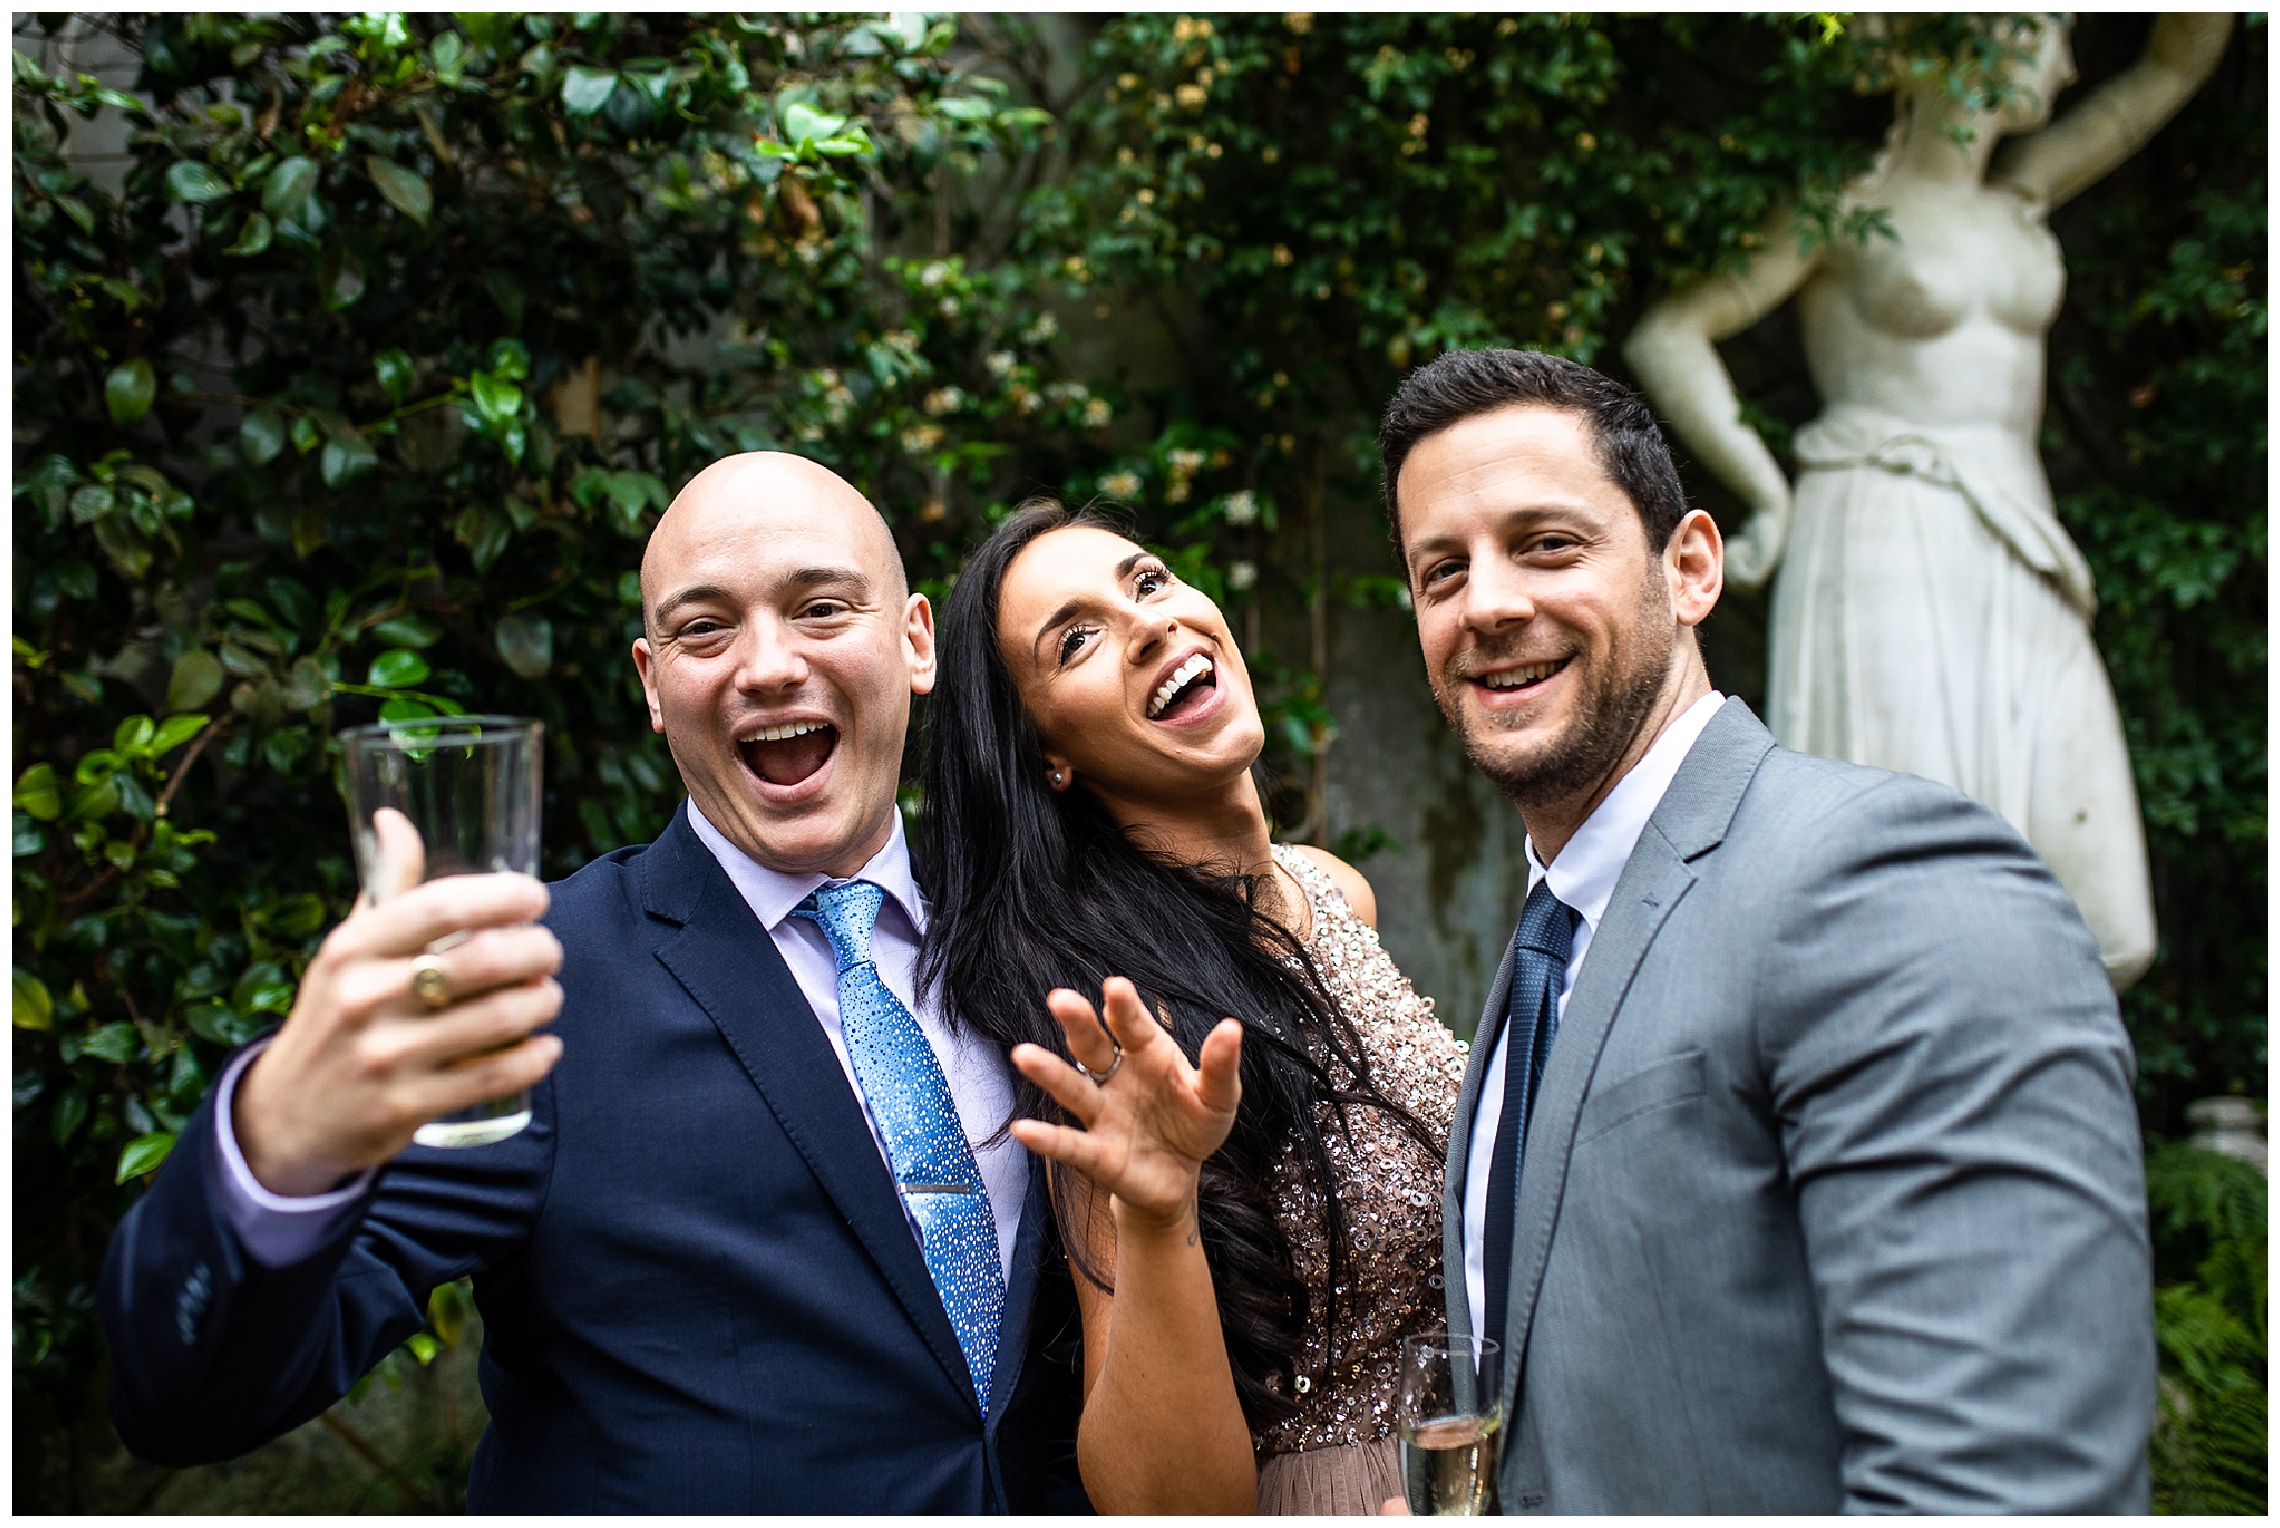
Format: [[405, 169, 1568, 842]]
[[338, 714, 543, 1148], [1395, 1333, 1503, 1516]]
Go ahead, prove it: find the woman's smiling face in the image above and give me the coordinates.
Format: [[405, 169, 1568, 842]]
[[995, 525, 1265, 814]]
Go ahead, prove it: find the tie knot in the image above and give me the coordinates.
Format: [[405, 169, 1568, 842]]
[[1516, 879, 1580, 961], [795, 879, 888, 973]]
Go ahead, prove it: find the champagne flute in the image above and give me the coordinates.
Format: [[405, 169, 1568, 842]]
[[1396, 1333, 1502, 1516], [338, 714, 543, 1147]]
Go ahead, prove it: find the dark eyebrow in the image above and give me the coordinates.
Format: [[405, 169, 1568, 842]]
[[1029, 551, 1153, 665], [785, 565, 871, 593], [653, 567, 871, 631], [651, 584, 735, 630]]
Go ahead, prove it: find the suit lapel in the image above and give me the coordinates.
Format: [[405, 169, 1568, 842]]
[[986, 1156, 1049, 1430], [1443, 939, 1516, 1343], [1493, 701, 1779, 1419], [639, 808, 981, 1415]]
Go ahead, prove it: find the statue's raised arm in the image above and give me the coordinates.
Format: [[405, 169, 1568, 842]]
[[1620, 15, 2240, 992], [1996, 13, 2235, 209]]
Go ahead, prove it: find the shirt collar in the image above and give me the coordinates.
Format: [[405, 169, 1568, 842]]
[[684, 800, 928, 937], [1525, 691, 1727, 933]]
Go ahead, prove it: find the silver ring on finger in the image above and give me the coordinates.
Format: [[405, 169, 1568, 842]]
[[1072, 1044, 1124, 1086], [408, 953, 453, 1011]]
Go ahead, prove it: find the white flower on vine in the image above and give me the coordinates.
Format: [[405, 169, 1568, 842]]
[[1223, 490, 1259, 526], [1100, 470, 1142, 500]]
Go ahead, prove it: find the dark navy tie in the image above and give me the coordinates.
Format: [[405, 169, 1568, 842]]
[[1479, 880, 1581, 1360]]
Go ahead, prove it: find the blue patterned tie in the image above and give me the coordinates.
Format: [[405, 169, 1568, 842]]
[[1479, 881, 1581, 1357], [795, 879, 1004, 1414]]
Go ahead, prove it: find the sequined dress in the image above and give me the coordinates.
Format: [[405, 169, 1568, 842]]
[[1252, 846, 1467, 1515]]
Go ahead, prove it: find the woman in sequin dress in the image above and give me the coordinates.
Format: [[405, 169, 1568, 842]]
[[917, 503, 1465, 1514]]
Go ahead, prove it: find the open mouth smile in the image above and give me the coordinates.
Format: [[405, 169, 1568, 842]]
[[1147, 650, 1221, 723], [736, 719, 838, 788], [1471, 657, 1570, 700]]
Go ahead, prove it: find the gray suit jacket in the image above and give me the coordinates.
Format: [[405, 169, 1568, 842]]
[[1444, 701, 2153, 1513]]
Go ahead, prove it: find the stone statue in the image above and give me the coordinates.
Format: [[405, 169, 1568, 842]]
[[1626, 14, 2235, 989]]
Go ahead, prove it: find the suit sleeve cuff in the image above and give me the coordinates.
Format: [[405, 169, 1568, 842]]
[[212, 1039, 371, 1266]]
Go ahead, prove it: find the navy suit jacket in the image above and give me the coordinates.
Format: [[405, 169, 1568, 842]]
[[100, 806, 1087, 1512]]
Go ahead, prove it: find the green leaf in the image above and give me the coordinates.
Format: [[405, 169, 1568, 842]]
[[367, 649, 431, 688], [12, 969, 53, 1032], [484, 337, 530, 381], [166, 650, 226, 713], [320, 432, 379, 486], [14, 764, 60, 823], [240, 407, 287, 465], [268, 891, 328, 938], [468, 369, 523, 425], [452, 504, 513, 572], [52, 1088, 87, 1145], [379, 697, 437, 723], [366, 156, 433, 225], [781, 101, 846, 145], [369, 615, 442, 648], [281, 656, 332, 710], [561, 65, 618, 116], [116, 1131, 176, 1184], [494, 612, 553, 678], [105, 359, 156, 426], [114, 715, 157, 754], [69, 485, 115, 523], [63, 777, 120, 824], [290, 414, 321, 453], [261, 155, 319, 219], [81, 1022, 138, 1064], [164, 160, 233, 203], [374, 348, 415, 405], [223, 210, 273, 256], [151, 714, 209, 756]]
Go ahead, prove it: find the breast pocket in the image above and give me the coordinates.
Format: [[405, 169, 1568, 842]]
[[1575, 1050, 1707, 1148]]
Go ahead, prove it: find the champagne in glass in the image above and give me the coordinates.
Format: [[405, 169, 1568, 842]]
[[1396, 1333, 1502, 1515], [338, 714, 543, 1147]]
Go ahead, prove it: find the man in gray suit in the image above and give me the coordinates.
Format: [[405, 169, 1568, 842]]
[[1379, 348, 2154, 1513]]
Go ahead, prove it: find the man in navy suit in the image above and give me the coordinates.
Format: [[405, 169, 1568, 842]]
[[100, 454, 1087, 1512]]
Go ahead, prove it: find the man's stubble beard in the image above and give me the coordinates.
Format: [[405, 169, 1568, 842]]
[[1432, 571, 1677, 815]]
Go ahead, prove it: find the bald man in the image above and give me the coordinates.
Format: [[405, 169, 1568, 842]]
[[100, 455, 1088, 1512]]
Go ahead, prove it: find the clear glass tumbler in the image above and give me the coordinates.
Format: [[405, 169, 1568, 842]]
[[337, 714, 543, 1147], [1395, 1333, 1504, 1515]]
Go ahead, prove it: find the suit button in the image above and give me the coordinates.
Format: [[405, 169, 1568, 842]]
[[175, 1260, 212, 1346]]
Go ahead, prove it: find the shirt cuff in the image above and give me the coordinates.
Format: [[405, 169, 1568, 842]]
[[213, 1038, 372, 1266]]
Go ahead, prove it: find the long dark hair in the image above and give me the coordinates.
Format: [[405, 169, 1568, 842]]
[[916, 500, 1427, 1428]]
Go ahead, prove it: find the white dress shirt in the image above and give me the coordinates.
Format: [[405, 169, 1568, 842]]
[[214, 804, 1027, 1282], [1462, 691, 1727, 1340]]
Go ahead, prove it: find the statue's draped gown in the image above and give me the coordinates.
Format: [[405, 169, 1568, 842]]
[[1770, 183, 2155, 983]]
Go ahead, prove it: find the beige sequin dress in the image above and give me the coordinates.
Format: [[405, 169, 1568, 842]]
[[1251, 846, 1467, 1515]]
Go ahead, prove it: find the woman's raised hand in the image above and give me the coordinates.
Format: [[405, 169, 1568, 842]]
[[1009, 977, 1242, 1229]]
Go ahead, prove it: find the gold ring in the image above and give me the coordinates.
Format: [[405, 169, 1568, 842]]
[[408, 954, 452, 1011]]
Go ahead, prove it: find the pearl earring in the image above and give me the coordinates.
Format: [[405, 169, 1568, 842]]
[[1051, 770, 1067, 788]]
